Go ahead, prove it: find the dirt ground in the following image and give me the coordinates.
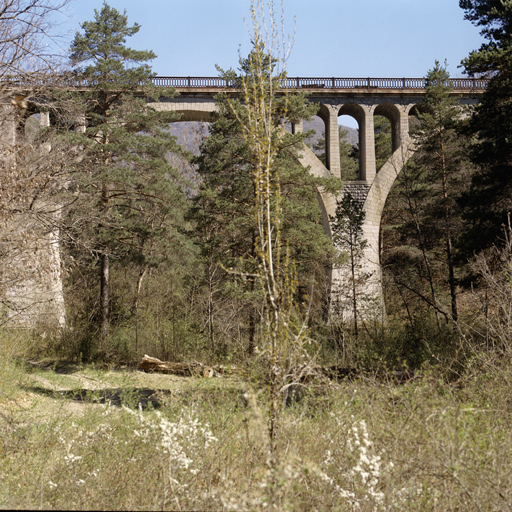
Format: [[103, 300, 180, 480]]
[[1, 360, 246, 421]]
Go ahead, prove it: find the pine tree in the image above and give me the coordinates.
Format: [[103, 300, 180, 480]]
[[192, 47, 339, 355], [330, 193, 368, 337], [381, 62, 470, 326], [459, 0, 512, 252], [65, 3, 190, 347]]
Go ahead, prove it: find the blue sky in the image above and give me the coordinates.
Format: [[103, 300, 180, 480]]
[[55, 0, 483, 79]]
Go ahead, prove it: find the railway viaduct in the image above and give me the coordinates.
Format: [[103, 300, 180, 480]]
[[152, 76, 485, 320], [2, 76, 486, 324]]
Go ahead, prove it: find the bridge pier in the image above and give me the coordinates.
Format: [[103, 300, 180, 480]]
[[0, 103, 66, 328], [316, 99, 415, 323], [318, 104, 342, 179], [154, 96, 420, 324], [358, 106, 376, 181]]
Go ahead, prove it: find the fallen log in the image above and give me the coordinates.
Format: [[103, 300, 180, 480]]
[[137, 355, 244, 377], [138, 355, 360, 380]]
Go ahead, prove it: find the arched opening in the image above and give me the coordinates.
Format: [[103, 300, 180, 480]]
[[316, 104, 336, 174], [407, 103, 424, 137], [302, 111, 359, 181], [373, 103, 401, 172], [338, 103, 365, 180], [373, 114, 392, 171], [338, 114, 359, 181]]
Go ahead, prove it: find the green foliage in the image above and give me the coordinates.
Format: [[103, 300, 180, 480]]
[[67, 3, 189, 264], [382, 62, 470, 326], [70, 3, 155, 84], [61, 3, 195, 352], [460, 0, 512, 72], [191, 48, 337, 355], [459, 0, 512, 253], [330, 193, 369, 337], [360, 316, 462, 373]]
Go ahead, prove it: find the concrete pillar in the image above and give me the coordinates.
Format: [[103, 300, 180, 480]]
[[359, 107, 376, 181], [398, 109, 410, 150], [330, 224, 385, 324], [325, 105, 341, 179], [291, 119, 303, 134]]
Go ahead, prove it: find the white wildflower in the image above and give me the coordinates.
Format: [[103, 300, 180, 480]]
[[64, 453, 82, 466], [130, 407, 218, 485]]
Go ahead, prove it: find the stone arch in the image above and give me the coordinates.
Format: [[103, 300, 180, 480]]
[[406, 102, 424, 136], [315, 102, 368, 181], [338, 103, 366, 181], [337, 102, 365, 126], [151, 100, 217, 123], [374, 102, 402, 152], [316, 103, 339, 176], [158, 101, 337, 242]]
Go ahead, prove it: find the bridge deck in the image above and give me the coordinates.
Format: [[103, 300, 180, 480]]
[[0, 76, 487, 94]]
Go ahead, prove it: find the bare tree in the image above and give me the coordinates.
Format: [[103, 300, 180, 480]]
[[0, 0, 69, 79]]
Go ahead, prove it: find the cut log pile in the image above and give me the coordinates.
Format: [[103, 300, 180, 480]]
[[137, 355, 245, 378]]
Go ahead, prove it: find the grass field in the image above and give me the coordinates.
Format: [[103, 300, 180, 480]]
[[1, 345, 512, 511]]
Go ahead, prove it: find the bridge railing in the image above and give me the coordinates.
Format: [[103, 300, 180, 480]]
[[154, 76, 488, 90], [151, 76, 237, 88], [0, 75, 488, 91]]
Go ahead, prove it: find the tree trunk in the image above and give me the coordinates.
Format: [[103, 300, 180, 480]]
[[207, 260, 215, 352], [134, 265, 148, 356], [350, 229, 359, 339], [100, 180, 110, 347], [100, 251, 109, 346], [441, 140, 458, 324], [446, 236, 458, 323]]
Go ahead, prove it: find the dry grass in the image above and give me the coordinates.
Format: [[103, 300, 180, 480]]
[[1, 343, 512, 511]]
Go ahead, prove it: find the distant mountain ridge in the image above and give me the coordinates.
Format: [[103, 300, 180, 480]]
[[168, 118, 359, 156], [303, 117, 359, 148]]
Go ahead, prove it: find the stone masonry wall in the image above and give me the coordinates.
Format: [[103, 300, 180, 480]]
[[341, 182, 371, 206]]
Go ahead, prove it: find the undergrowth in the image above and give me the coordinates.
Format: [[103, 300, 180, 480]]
[[1, 342, 512, 511]]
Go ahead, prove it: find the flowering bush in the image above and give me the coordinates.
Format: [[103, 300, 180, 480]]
[[125, 405, 218, 495]]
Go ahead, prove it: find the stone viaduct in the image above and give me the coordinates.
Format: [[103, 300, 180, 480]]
[[2, 76, 486, 325], [151, 76, 485, 320]]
